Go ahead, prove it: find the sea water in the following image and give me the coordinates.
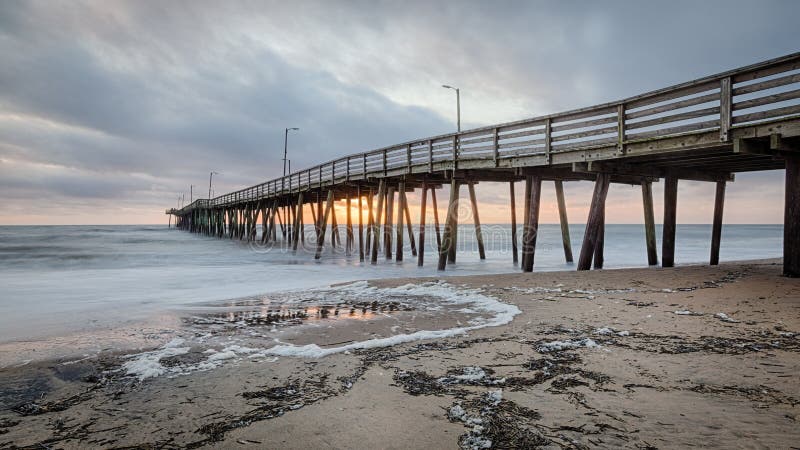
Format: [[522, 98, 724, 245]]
[[0, 224, 782, 361]]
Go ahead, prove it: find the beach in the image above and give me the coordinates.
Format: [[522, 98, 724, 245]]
[[1, 258, 798, 449]]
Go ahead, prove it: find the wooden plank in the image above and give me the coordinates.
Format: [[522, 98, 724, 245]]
[[315, 190, 335, 260], [554, 180, 573, 263], [733, 88, 800, 111], [710, 181, 725, 265], [662, 175, 678, 267], [521, 175, 542, 272], [733, 72, 800, 95], [721, 77, 733, 142], [418, 184, 427, 267], [733, 105, 800, 124], [626, 119, 719, 140], [785, 154, 800, 276], [510, 181, 518, 264], [625, 92, 720, 120], [641, 181, 658, 265], [626, 106, 720, 131], [578, 173, 610, 270], [468, 182, 486, 260], [551, 124, 618, 142]]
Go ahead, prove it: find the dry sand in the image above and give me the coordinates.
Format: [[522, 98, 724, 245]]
[[1, 259, 798, 449]]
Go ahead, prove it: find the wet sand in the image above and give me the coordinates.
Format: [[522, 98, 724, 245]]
[[1, 259, 799, 449]]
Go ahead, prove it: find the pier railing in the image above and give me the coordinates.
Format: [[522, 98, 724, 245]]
[[173, 52, 800, 213]]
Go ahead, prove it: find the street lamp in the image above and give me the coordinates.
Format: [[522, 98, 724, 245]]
[[442, 85, 460, 132], [208, 171, 220, 200], [283, 127, 299, 177]]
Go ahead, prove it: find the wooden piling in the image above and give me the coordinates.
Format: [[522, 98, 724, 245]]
[[292, 192, 304, 253], [438, 178, 460, 271], [662, 175, 678, 268], [346, 195, 353, 255], [385, 186, 395, 259], [396, 181, 405, 261], [358, 186, 364, 262], [785, 155, 800, 277], [330, 200, 339, 250], [521, 175, 542, 272], [510, 182, 518, 264], [447, 183, 459, 264], [431, 187, 442, 251], [577, 173, 611, 270], [709, 180, 725, 265], [402, 192, 417, 257], [366, 188, 374, 254], [593, 201, 605, 269], [641, 180, 658, 265], [467, 182, 486, 260], [418, 184, 427, 267], [370, 180, 387, 264], [554, 180, 574, 263], [315, 190, 335, 260]]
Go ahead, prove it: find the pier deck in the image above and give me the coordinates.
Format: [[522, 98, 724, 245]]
[[168, 52, 800, 276]]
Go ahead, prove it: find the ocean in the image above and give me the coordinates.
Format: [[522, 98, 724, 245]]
[[0, 223, 783, 368]]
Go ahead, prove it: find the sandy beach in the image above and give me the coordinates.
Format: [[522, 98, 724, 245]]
[[1, 259, 798, 449]]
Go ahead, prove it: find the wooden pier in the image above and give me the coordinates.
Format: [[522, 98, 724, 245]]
[[168, 52, 800, 277]]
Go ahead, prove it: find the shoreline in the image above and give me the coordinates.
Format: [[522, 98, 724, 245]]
[[1, 258, 798, 448]]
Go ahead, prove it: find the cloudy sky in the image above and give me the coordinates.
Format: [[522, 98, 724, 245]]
[[1, 0, 798, 225]]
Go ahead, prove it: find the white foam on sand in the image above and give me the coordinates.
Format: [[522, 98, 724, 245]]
[[122, 281, 520, 379], [538, 338, 600, 352], [260, 281, 520, 359], [121, 338, 190, 381]]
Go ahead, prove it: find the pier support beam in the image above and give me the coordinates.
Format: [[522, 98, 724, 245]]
[[403, 192, 417, 257], [578, 173, 611, 270], [431, 187, 442, 251], [385, 186, 395, 259], [785, 155, 800, 277], [370, 181, 387, 264], [358, 187, 365, 262], [710, 181, 726, 265], [292, 192, 304, 253], [593, 200, 605, 269], [554, 180, 574, 263], [396, 182, 405, 261], [346, 195, 353, 255], [438, 179, 460, 271], [510, 182, 518, 264], [521, 175, 542, 272], [468, 182, 486, 260], [418, 183, 428, 267], [448, 183, 459, 264], [641, 181, 659, 265], [662, 175, 678, 268], [366, 188, 374, 255], [315, 190, 335, 259]]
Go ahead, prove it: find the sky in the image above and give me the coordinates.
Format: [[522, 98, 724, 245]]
[[0, 0, 798, 225]]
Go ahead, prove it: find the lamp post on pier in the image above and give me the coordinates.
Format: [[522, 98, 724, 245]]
[[442, 85, 460, 132], [208, 171, 220, 201]]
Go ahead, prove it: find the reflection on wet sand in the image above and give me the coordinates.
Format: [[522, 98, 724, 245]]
[[187, 300, 414, 328]]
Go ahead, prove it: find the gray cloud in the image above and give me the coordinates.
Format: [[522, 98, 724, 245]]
[[0, 0, 797, 224]]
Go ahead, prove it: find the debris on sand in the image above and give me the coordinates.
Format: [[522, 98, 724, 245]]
[[537, 338, 600, 353], [714, 312, 740, 323]]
